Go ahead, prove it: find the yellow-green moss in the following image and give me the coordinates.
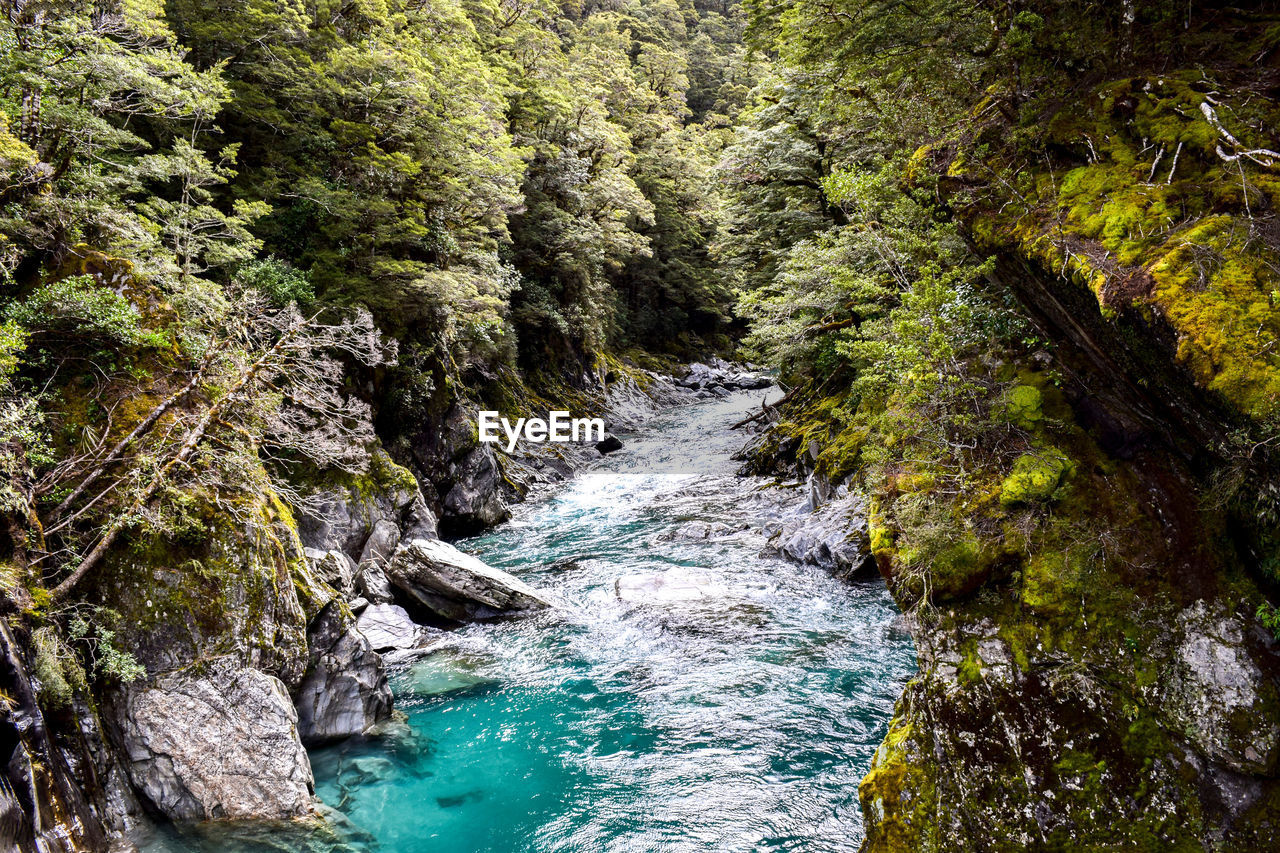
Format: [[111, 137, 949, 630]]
[[859, 717, 939, 853], [999, 448, 1073, 506]]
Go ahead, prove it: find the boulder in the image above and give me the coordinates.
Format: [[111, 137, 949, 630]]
[[294, 602, 392, 744], [355, 562, 395, 604], [305, 548, 358, 597], [113, 657, 314, 821], [359, 519, 401, 565], [385, 539, 550, 621], [595, 434, 624, 454], [356, 603, 426, 652]]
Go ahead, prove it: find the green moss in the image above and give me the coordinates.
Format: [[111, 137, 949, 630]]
[[968, 72, 1280, 422], [957, 638, 983, 683], [1005, 384, 1044, 428], [858, 716, 939, 853], [1000, 448, 1072, 506], [1020, 550, 1080, 614]]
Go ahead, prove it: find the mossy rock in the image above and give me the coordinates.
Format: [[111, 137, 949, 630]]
[[1004, 384, 1044, 428], [1000, 449, 1073, 506], [1020, 550, 1081, 614], [858, 716, 939, 853]]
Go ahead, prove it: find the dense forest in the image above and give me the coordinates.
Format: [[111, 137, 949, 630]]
[[2, 0, 1280, 850]]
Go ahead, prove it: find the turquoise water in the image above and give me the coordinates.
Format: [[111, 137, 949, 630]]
[[141, 390, 916, 852]]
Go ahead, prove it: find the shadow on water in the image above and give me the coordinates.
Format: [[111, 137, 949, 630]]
[[142, 389, 917, 853]]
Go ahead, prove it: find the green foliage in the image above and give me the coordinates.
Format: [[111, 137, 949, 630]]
[[1258, 603, 1280, 640], [0, 320, 25, 385], [4, 276, 165, 348], [67, 609, 147, 683], [236, 258, 314, 308]]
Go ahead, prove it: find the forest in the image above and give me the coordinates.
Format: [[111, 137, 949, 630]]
[[2, 0, 1280, 851]]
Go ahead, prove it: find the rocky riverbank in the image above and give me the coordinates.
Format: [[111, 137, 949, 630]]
[[0, 360, 775, 852]]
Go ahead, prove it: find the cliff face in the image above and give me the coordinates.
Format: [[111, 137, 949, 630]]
[[735, 25, 1280, 845], [851, 65, 1280, 851]]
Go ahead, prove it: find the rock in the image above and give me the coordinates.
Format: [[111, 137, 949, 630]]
[[296, 450, 437, 560], [397, 652, 494, 699], [384, 539, 551, 621], [294, 602, 392, 744], [441, 446, 510, 535], [766, 490, 875, 578], [113, 657, 313, 821], [305, 548, 358, 597], [663, 521, 744, 541], [359, 519, 401, 565], [355, 562, 395, 604], [1164, 600, 1280, 774], [615, 569, 725, 603], [595, 433, 624, 454], [401, 493, 439, 542], [678, 361, 772, 392], [349, 596, 370, 614], [356, 603, 425, 652]]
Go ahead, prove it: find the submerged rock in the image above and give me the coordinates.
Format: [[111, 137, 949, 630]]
[[396, 651, 495, 699], [294, 602, 393, 744], [113, 657, 314, 821], [384, 539, 551, 621], [615, 569, 725, 603]]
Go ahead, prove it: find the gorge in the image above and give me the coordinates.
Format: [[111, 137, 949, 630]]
[[2, 1, 1280, 851]]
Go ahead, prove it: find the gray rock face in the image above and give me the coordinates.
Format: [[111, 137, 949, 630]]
[[294, 602, 392, 744], [305, 548, 358, 598], [114, 657, 314, 821], [385, 539, 550, 621], [359, 518, 401, 565], [356, 603, 427, 652], [765, 489, 875, 577], [296, 451, 438, 561], [1164, 600, 1280, 774], [356, 562, 395, 604], [442, 446, 509, 534]]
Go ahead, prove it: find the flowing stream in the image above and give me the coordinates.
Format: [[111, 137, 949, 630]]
[[146, 389, 916, 852]]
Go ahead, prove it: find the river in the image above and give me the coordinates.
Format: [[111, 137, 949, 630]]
[[143, 388, 916, 852]]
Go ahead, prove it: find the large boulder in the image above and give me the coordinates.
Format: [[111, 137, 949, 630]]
[[356, 603, 429, 652], [293, 602, 392, 744], [384, 539, 550, 621], [113, 657, 314, 821], [305, 548, 358, 598]]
